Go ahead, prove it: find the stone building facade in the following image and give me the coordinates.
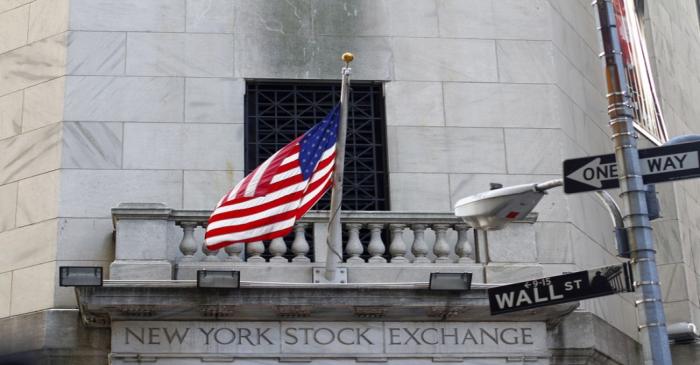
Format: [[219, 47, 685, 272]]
[[0, 0, 699, 364]]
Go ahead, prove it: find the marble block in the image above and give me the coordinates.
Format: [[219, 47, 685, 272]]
[[122, 123, 243, 170], [389, 173, 451, 212], [126, 33, 234, 77], [496, 40, 555, 84], [67, 31, 126, 75], [312, 36, 393, 81], [0, 220, 58, 274], [658, 263, 691, 303], [70, 0, 185, 32], [58, 170, 182, 218], [16, 171, 60, 227], [485, 263, 544, 284], [0, 123, 62, 185], [0, 0, 32, 15], [504, 129, 563, 175], [0, 91, 22, 140], [313, 0, 438, 37], [0, 183, 17, 232], [10, 261, 56, 315], [186, 0, 234, 33], [385, 81, 444, 127], [115, 218, 169, 261], [56, 218, 115, 261], [62, 122, 123, 169], [235, 0, 312, 37], [486, 224, 537, 263], [393, 38, 497, 82], [0, 272, 10, 317], [388, 126, 505, 174], [438, 0, 551, 40], [64, 76, 184, 122], [492, 0, 552, 40], [110, 260, 172, 280], [0, 33, 66, 95], [0, 5, 28, 54], [534, 223, 574, 264], [28, 0, 69, 43], [185, 78, 244, 123], [22, 77, 65, 132], [444, 83, 557, 129], [235, 33, 392, 81]]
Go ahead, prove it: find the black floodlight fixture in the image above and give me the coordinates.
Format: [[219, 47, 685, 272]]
[[429, 272, 472, 291], [59, 266, 103, 287], [197, 270, 240, 289]]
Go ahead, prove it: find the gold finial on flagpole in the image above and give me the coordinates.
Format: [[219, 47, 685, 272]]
[[342, 52, 354, 65]]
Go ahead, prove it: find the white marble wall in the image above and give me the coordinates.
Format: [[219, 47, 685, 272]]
[[0, 0, 67, 318], [644, 0, 700, 330], [54, 0, 244, 312]]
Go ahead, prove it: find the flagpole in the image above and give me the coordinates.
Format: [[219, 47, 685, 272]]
[[325, 52, 353, 281]]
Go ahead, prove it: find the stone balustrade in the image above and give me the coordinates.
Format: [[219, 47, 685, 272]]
[[111, 203, 542, 284], [173, 210, 476, 265]]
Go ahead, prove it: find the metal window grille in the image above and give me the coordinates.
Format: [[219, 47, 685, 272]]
[[245, 80, 390, 261]]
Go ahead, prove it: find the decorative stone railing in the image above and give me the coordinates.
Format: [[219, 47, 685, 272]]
[[110, 203, 538, 284], [175, 210, 475, 265]]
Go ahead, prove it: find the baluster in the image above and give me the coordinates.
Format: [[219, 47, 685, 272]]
[[202, 238, 220, 262], [454, 224, 474, 263], [345, 223, 364, 263], [225, 243, 244, 262], [389, 224, 408, 263], [411, 224, 430, 263], [291, 223, 310, 263], [178, 222, 198, 262], [269, 237, 288, 263], [432, 224, 452, 263], [367, 223, 386, 263], [247, 241, 266, 263]]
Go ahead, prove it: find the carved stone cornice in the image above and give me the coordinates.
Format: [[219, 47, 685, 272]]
[[353, 306, 387, 318], [75, 285, 578, 325]]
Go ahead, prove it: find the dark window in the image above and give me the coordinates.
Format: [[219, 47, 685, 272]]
[[245, 81, 390, 262], [245, 80, 390, 212]]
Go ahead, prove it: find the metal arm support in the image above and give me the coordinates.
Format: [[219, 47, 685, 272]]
[[594, 190, 630, 258]]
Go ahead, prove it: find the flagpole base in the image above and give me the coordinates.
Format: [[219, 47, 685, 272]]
[[313, 267, 348, 284]]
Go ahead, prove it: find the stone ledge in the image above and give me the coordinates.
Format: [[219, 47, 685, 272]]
[[174, 261, 486, 283], [0, 309, 109, 364], [548, 311, 641, 365], [76, 285, 578, 325]]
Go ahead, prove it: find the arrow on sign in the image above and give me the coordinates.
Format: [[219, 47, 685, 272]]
[[566, 157, 617, 188], [566, 152, 699, 189]]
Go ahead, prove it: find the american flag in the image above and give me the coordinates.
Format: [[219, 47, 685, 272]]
[[205, 105, 340, 250]]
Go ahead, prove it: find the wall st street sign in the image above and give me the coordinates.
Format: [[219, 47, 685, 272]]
[[488, 263, 634, 315], [563, 141, 700, 193]]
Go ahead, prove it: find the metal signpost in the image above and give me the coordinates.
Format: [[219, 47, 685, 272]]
[[488, 263, 634, 315], [594, 1, 672, 363], [563, 141, 700, 193]]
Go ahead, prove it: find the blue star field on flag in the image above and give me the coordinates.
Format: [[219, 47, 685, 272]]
[[298, 105, 340, 179]]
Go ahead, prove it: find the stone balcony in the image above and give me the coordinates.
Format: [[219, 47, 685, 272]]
[[109, 203, 543, 286], [77, 203, 576, 345]]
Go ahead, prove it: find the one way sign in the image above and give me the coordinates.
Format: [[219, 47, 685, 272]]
[[563, 141, 700, 194]]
